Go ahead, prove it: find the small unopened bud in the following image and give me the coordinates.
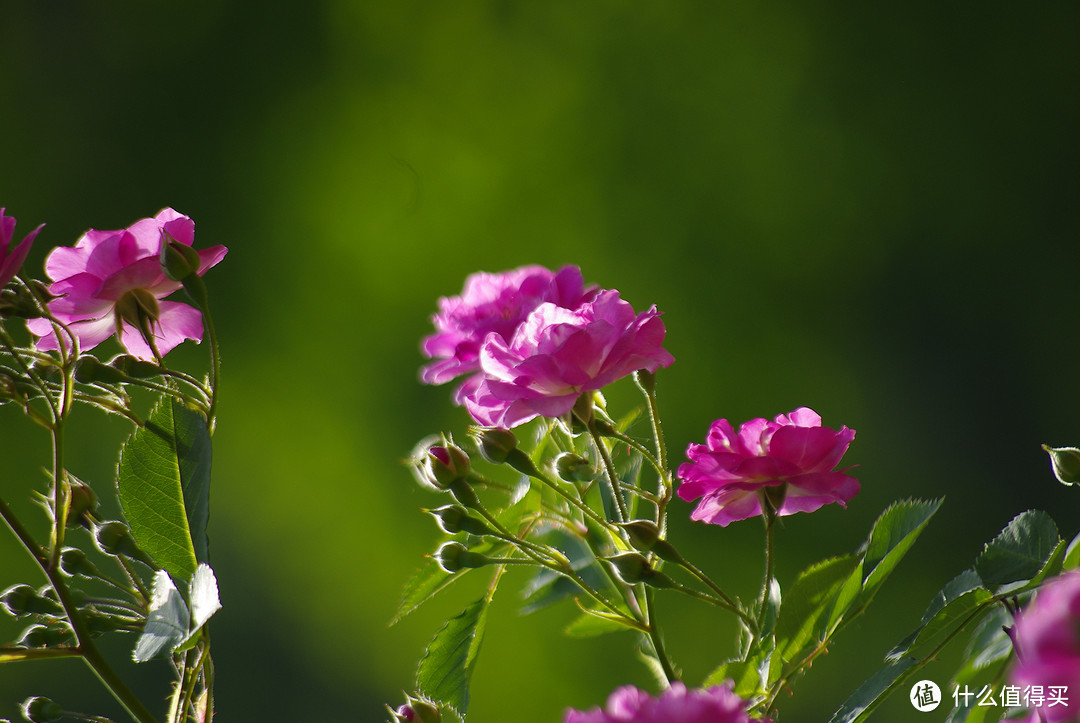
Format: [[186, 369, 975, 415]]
[[93, 521, 146, 561], [388, 694, 441, 723], [471, 427, 518, 464], [634, 369, 657, 394], [0, 585, 37, 617], [108, 354, 164, 379], [20, 696, 63, 723], [434, 542, 491, 573], [14, 624, 74, 649], [59, 547, 100, 578], [620, 520, 661, 551], [160, 235, 202, 282], [418, 443, 471, 491], [604, 552, 675, 589], [66, 479, 99, 528], [1043, 445, 1080, 486], [555, 453, 596, 483], [74, 355, 128, 384], [427, 505, 494, 536]]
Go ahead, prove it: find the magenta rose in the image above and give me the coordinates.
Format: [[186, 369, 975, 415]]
[[0, 208, 42, 288], [564, 682, 769, 723], [421, 265, 596, 403], [28, 208, 227, 361], [1010, 571, 1080, 723], [462, 289, 674, 428], [677, 407, 858, 527]]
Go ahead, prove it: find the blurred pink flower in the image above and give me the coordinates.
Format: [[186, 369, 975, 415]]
[[564, 682, 768, 723], [28, 208, 227, 361], [1010, 571, 1080, 723], [462, 289, 674, 428], [421, 265, 596, 403], [677, 407, 858, 527], [0, 208, 43, 288]]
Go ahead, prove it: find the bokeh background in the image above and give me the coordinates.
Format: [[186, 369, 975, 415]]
[[2, 2, 1079, 721]]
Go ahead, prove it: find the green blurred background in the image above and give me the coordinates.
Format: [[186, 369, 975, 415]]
[[2, 2, 1079, 721]]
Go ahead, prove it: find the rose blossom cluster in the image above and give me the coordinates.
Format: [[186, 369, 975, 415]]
[[1010, 571, 1080, 723], [421, 265, 674, 428], [28, 208, 227, 361], [677, 407, 858, 527], [564, 682, 769, 723]]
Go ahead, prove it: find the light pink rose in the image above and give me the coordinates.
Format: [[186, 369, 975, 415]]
[[421, 265, 596, 404]]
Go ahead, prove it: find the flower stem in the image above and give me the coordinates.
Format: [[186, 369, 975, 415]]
[[756, 510, 776, 633], [580, 412, 628, 523]]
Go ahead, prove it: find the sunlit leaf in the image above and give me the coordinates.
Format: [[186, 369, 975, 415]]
[[416, 597, 489, 718], [117, 395, 211, 582], [974, 510, 1059, 587]]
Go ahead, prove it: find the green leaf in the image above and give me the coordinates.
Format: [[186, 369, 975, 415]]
[[828, 656, 921, 723], [117, 395, 212, 582], [904, 588, 995, 660], [703, 659, 766, 698], [857, 498, 942, 608], [391, 558, 461, 626], [416, 597, 490, 719], [974, 510, 1059, 587], [775, 556, 860, 664]]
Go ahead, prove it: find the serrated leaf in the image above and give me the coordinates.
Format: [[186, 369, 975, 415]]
[[117, 395, 212, 582], [775, 556, 860, 664], [975, 510, 1059, 587], [134, 570, 189, 662], [857, 498, 942, 608], [828, 656, 921, 723], [416, 597, 489, 718], [392, 558, 461, 626], [188, 563, 221, 632]]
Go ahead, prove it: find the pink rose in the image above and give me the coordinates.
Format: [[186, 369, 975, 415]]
[[421, 265, 596, 403], [462, 289, 674, 428], [564, 682, 769, 723], [0, 208, 42, 288], [677, 407, 858, 526], [28, 208, 227, 361], [1010, 571, 1080, 723]]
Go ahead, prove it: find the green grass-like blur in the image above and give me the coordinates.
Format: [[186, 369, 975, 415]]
[[1, 3, 1079, 721]]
